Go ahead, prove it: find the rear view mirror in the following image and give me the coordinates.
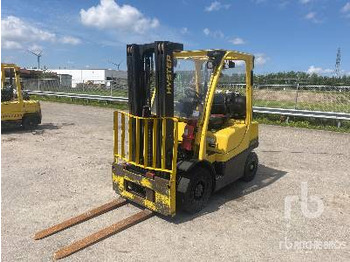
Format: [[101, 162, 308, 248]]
[[228, 61, 235, 68], [223, 60, 236, 69]]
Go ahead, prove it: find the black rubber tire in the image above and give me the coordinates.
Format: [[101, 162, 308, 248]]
[[241, 152, 258, 182], [22, 115, 39, 130], [181, 167, 213, 214]]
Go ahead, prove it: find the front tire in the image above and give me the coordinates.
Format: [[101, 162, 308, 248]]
[[180, 167, 213, 214], [22, 115, 39, 130]]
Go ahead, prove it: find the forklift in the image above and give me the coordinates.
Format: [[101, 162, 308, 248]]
[[112, 41, 259, 216], [34, 41, 259, 259], [1, 63, 42, 129]]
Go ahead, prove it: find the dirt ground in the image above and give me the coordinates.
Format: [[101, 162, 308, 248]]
[[1, 102, 349, 262]]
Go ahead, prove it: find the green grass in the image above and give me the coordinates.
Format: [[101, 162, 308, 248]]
[[220, 87, 350, 112], [31, 95, 128, 110], [32, 95, 350, 133], [254, 100, 350, 113], [255, 113, 350, 133]]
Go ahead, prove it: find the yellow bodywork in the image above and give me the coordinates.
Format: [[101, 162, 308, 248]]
[[1, 63, 41, 123], [206, 121, 258, 163], [112, 49, 258, 216]]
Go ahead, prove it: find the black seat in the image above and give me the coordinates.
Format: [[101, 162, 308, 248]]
[[226, 93, 246, 119]]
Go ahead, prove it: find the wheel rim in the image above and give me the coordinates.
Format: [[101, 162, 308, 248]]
[[249, 160, 257, 173], [194, 182, 205, 200]]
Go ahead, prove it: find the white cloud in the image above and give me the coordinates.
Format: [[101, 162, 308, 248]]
[[2, 40, 22, 49], [229, 37, 246, 45], [180, 27, 189, 34], [300, 0, 312, 4], [1, 16, 81, 50], [80, 0, 159, 34], [202, 28, 224, 38], [60, 36, 81, 45], [305, 11, 316, 20], [232, 53, 268, 66], [307, 66, 333, 75], [1, 16, 55, 49], [279, 1, 290, 9], [304, 11, 322, 23], [255, 53, 269, 66], [205, 1, 230, 12], [29, 44, 43, 52], [341, 2, 350, 17]]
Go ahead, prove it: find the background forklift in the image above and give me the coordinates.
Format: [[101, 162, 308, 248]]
[[112, 41, 259, 216], [1, 63, 42, 129]]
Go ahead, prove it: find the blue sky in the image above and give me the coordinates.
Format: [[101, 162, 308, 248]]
[[1, 0, 350, 75]]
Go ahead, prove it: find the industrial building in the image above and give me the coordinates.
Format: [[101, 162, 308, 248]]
[[14, 68, 72, 91], [49, 69, 126, 87]]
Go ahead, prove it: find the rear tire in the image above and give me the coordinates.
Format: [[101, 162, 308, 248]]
[[180, 167, 213, 214], [241, 152, 258, 182]]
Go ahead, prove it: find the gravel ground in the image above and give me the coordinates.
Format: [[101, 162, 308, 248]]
[[1, 101, 349, 262]]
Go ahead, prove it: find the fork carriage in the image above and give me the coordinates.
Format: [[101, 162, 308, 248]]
[[113, 112, 179, 215]]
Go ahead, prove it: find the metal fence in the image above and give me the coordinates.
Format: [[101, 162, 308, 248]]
[[219, 83, 350, 114], [24, 79, 350, 121], [22, 78, 128, 97]]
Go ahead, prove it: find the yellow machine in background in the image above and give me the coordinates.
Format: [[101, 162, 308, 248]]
[[1, 63, 41, 129], [112, 42, 259, 216]]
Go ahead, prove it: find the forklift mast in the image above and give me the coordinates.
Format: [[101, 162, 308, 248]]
[[127, 41, 183, 117], [126, 41, 183, 168]]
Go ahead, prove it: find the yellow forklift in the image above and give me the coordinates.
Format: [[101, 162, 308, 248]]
[[1, 63, 42, 129], [35, 42, 259, 259], [112, 41, 259, 216]]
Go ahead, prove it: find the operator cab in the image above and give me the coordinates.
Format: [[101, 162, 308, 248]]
[[173, 55, 248, 119], [172, 51, 252, 158]]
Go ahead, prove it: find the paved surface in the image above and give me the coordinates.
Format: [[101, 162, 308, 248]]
[[1, 102, 349, 262]]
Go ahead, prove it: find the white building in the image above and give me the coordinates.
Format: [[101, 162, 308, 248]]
[[49, 69, 126, 87]]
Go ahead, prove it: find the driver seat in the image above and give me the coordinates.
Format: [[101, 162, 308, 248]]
[[209, 93, 229, 129]]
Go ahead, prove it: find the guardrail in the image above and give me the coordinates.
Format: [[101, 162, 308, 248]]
[[27, 90, 350, 121], [253, 106, 350, 121], [220, 83, 350, 91], [27, 90, 128, 103]]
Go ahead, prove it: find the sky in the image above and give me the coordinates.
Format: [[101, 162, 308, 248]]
[[1, 0, 350, 75]]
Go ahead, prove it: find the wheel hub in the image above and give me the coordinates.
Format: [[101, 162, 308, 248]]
[[249, 162, 255, 171], [194, 182, 204, 200]]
